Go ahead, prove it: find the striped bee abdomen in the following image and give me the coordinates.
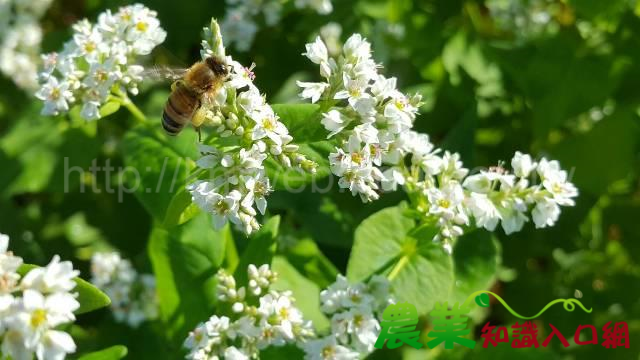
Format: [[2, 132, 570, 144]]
[[162, 83, 199, 135]]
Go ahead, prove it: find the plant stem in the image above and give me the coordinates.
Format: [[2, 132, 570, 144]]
[[387, 255, 409, 281], [113, 88, 147, 123]]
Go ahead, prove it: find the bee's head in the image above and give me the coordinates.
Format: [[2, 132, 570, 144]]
[[205, 56, 229, 78]]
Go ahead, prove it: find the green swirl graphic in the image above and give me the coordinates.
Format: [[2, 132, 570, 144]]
[[462, 291, 592, 320]]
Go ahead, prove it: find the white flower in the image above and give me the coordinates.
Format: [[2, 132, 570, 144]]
[[465, 193, 501, 231], [297, 81, 329, 103], [21, 256, 79, 294], [35, 76, 73, 116], [251, 109, 289, 145], [426, 182, 466, 221], [511, 151, 537, 178], [303, 36, 329, 65], [334, 74, 371, 107], [295, 0, 333, 14], [303, 335, 359, 360], [321, 110, 351, 138], [532, 198, 561, 228], [343, 34, 371, 62], [499, 204, 529, 235], [381, 167, 405, 191], [6, 290, 79, 356], [35, 330, 77, 360], [224, 346, 249, 360]]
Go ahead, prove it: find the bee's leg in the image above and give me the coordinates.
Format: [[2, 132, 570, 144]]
[[196, 127, 202, 143]]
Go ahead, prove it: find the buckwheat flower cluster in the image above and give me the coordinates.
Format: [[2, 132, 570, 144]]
[[0, 0, 53, 90], [35, 4, 166, 120], [298, 34, 423, 202], [390, 139, 578, 249], [302, 275, 391, 360], [299, 35, 578, 250], [90, 252, 158, 328], [184, 264, 314, 359], [220, 0, 333, 52], [0, 233, 80, 360], [188, 20, 317, 235]]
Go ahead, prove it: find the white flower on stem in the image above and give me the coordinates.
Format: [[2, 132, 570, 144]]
[[511, 151, 537, 178], [224, 346, 250, 360], [334, 74, 371, 108], [35, 76, 74, 116], [303, 36, 329, 65], [537, 158, 578, 206], [343, 34, 371, 62], [321, 110, 351, 138], [532, 198, 561, 228], [381, 167, 405, 191], [297, 81, 329, 103], [251, 109, 289, 146], [465, 193, 501, 231], [209, 191, 242, 229]]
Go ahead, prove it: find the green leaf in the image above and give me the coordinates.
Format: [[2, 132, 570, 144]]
[[148, 213, 231, 346], [272, 104, 325, 143], [282, 238, 340, 289], [271, 256, 330, 331], [163, 187, 201, 228], [122, 124, 199, 221], [235, 216, 280, 286], [18, 264, 110, 314], [451, 231, 501, 304], [78, 346, 128, 360], [346, 205, 454, 314]]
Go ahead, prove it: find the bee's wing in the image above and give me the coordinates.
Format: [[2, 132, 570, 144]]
[[142, 66, 189, 82]]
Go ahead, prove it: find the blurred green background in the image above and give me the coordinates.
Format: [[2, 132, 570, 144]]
[[0, 0, 639, 359]]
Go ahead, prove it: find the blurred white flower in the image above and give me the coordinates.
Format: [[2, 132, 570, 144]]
[[221, 0, 333, 52], [0, 0, 52, 90], [90, 252, 158, 328]]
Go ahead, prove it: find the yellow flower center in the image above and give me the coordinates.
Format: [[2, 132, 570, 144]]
[[50, 87, 60, 100], [351, 152, 363, 164], [30, 309, 47, 328], [279, 307, 289, 319], [438, 199, 451, 209], [215, 200, 229, 214], [552, 183, 563, 193], [84, 41, 96, 53], [136, 21, 148, 32], [322, 346, 335, 358], [262, 117, 276, 131]]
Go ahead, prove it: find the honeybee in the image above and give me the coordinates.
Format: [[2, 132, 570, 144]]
[[156, 56, 230, 138]]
